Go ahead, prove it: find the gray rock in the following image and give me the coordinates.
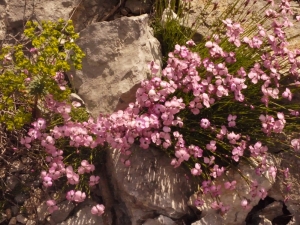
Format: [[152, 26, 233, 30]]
[[189, 157, 276, 225], [156, 215, 177, 225], [57, 200, 104, 225], [11, 206, 19, 216], [125, 0, 152, 15], [37, 202, 49, 222], [21, 157, 32, 165], [143, 215, 177, 225], [258, 216, 272, 225], [0, 213, 7, 223], [70, 14, 162, 118], [16, 214, 28, 224], [50, 201, 75, 224], [6, 175, 19, 190], [106, 144, 198, 224], [9, 160, 25, 173], [8, 217, 17, 225], [14, 194, 27, 204], [26, 220, 36, 225], [70, 0, 119, 31], [191, 213, 224, 225], [256, 201, 283, 222], [5, 0, 76, 30], [69, 93, 85, 106], [268, 153, 300, 224], [19, 174, 30, 183]]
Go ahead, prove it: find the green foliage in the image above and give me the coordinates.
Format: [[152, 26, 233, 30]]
[[152, 0, 194, 63], [0, 19, 85, 130]]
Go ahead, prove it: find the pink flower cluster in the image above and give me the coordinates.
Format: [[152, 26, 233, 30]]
[[19, 0, 300, 216]]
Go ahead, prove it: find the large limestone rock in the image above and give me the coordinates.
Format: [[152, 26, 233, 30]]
[[70, 14, 162, 118], [5, 0, 77, 30], [106, 144, 199, 224]]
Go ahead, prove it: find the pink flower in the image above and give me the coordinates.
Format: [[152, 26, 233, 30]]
[[291, 139, 300, 151], [194, 198, 204, 207], [200, 118, 210, 129], [66, 190, 76, 201], [224, 180, 236, 190], [249, 142, 268, 157], [46, 200, 58, 214], [74, 190, 86, 202], [227, 114, 237, 127], [204, 156, 215, 165], [32, 118, 47, 130], [227, 132, 240, 144], [206, 140, 216, 151], [89, 175, 100, 186], [91, 204, 105, 216], [43, 176, 53, 187], [66, 166, 79, 185], [191, 163, 202, 176], [282, 88, 292, 101], [268, 166, 277, 180], [186, 39, 196, 46], [232, 146, 243, 162], [66, 190, 86, 202], [241, 199, 249, 210], [78, 160, 95, 174], [148, 61, 160, 75]]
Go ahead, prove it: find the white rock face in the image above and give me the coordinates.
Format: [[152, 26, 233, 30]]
[[106, 145, 199, 224], [189, 157, 276, 225], [70, 14, 162, 118], [5, 0, 76, 30]]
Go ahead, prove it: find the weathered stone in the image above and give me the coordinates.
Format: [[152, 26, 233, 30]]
[[156, 215, 177, 225], [69, 93, 85, 106], [255, 201, 283, 222], [11, 206, 19, 216], [143, 215, 177, 225], [191, 213, 224, 225], [0, 214, 6, 224], [14, 194, 27, 204], [268, 152, 300, 224], [16, 214, 28, 224], [258, 216, 272, 225], [5, 0, 76, 30], [8, 217, 17, 225], [0, 0, 6, 40], [70, 14, 162, 118], [57, 200, 104, 225], [189, 157, 276, 225], [24, 188, 43, 215], [9, 160, 25, 173], [6, 175, 19, 190], [5, 208, 12, 220], [26, 220, 36, 225], [70, 0, 119, 31], [50, 201, 75, 224], [125, 0, 152, 15], [106, 144, 198, 224], [37, 202, 49, 222]]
